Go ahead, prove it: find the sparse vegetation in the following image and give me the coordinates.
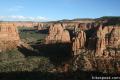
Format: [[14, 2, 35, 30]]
[[0, 27, 54, 73], [19, 27, 47, 44], [0, 18, 120, 80], [0, 58, 54, 72]]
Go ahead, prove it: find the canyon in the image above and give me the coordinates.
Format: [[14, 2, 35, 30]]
[[0, 17, 120, 74], [44, 17, 120, 73]]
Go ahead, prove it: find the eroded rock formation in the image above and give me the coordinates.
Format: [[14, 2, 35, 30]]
[[44, 20, 120, 73], [45, 23, 70, 44], [0, 23, 20, 52], [71, 24, 120, 73], [95, 26, 106, 56], [108, 27, 120, 48], [34, 23, 44, 30], [72, 30, 86, 55]]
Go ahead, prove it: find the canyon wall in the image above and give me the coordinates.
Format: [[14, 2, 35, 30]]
[[45, 23, 70, 44], [45, 22, 120, 73], [0, 23, 20, 52], [71, 24, 120, 73]]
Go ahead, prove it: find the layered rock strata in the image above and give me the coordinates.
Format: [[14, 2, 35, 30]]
[[0, 23, 20, 52], [45, 23, 70, 44]]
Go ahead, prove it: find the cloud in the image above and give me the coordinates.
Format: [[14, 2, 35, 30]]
[[8, 5, 24, 12], [0, 15, 50, 21], [0, 16, 5, 19]]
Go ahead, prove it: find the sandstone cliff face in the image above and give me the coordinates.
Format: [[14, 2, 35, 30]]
[[71, 25, 120, 73], [0, 23, 20, 52], [72, 30, 86, 55], [34, 23, 44, 30], [86, 25, 120, 57], [73, 23, 95, 33], [95, 26, 106, 56], [72, 38, 81, 56], [44, 21, 120, 73], [14, 22, 34, 27], [0, 22, 44, 28], [45, 23, 70, 44], [108, 27, 120, 48]]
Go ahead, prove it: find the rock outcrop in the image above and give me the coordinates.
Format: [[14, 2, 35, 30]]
[[108, 27, 120, 48], [82, 56, 93, 71], [71, 24, 120, 73], [34, 23, 44, 30], [95, 26, 106, 56], [45, 23, 70, 44], [0, 23, 20, 52], [72, 30, 86, 56], [44, 20, 120, 73]]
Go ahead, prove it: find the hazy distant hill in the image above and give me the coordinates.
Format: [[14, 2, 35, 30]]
[[0, 16, 120, 26], [48, 16, 120, 25]]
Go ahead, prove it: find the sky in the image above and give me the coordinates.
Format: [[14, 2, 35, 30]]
[[0, 0, 120, 21]]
